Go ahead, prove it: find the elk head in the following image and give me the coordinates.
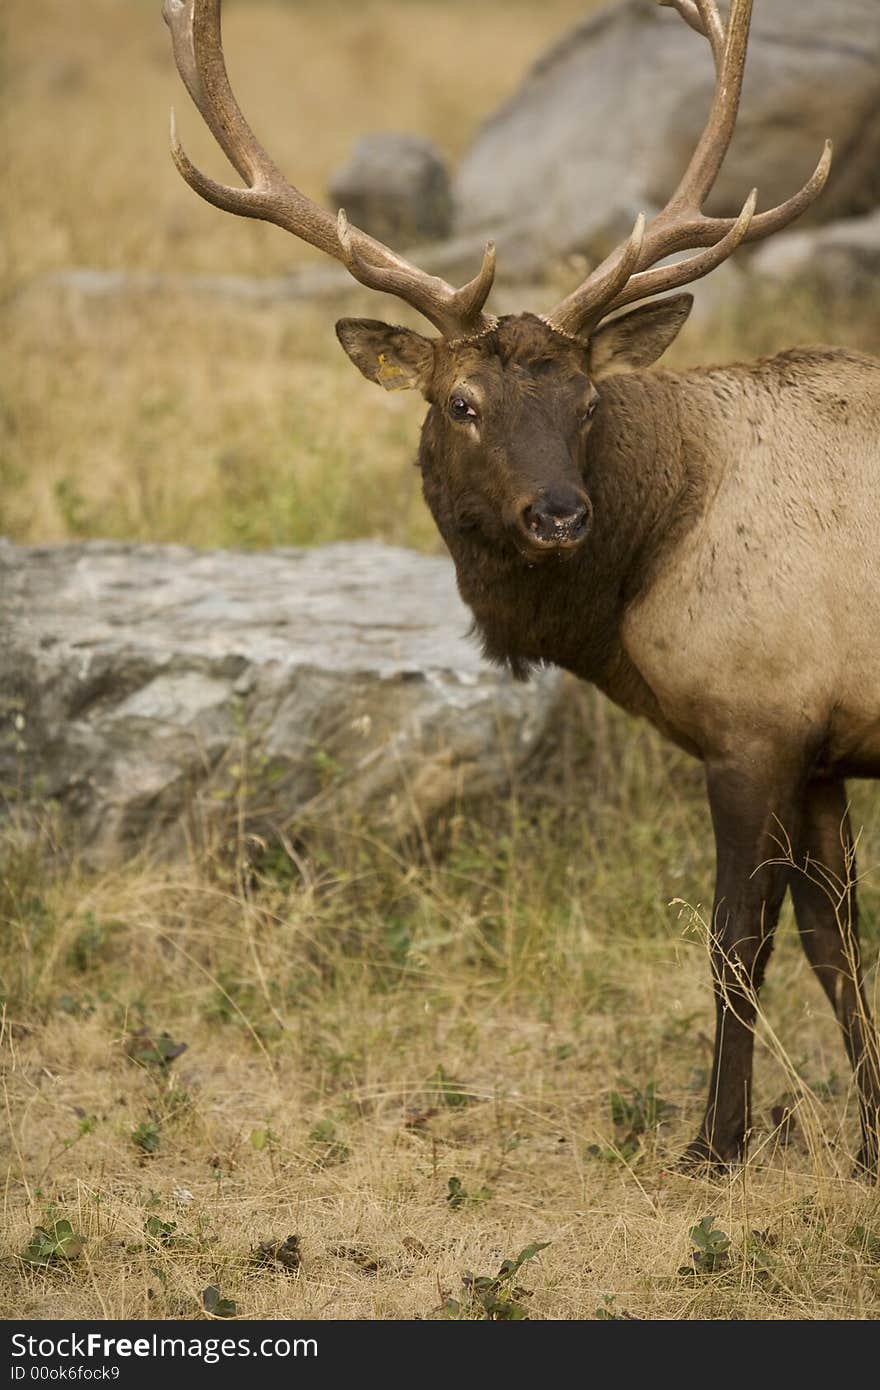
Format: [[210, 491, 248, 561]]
[[335, 300, 695, 562], [164, 0, 831, 562]]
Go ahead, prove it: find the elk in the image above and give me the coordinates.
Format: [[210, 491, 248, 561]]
[[164, 0, 880, 1175]]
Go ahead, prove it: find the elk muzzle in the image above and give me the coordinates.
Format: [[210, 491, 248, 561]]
[[516, 488, 592, 558]]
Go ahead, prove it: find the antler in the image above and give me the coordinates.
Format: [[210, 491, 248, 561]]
[[163, 0, 496, 339], [546, 0, 832, 338]]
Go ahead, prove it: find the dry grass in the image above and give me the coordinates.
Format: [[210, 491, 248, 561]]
[[6, 0, 595, 280], [3, 0, 589, 548], [2, 0, 880, 1321], [2, 700, 879, 1321]]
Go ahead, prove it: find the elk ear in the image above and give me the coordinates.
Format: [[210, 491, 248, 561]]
[[335, 319, 436, 394], [587, 294, 694, 378]]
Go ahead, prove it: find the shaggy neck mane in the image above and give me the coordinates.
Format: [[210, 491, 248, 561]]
[[419, 367, 715, 688]]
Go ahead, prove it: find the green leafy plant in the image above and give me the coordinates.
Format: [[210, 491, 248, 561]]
[[446, 1175, 492, 1210], [249, 1122, 284, 1179], [588, 1081, 674, 1163], [65, 1113, 98, 1148], [744, 1229, 778, 1274], [611, 1082, 675, 1133], [57, 992, 98, 1018], [132, 1120, 161, 1155], [252, 1235, 302, 1273], [309, 1118, 350, 1166], [432, 1242, 550, 1320], [53, 475, 92, 537], [249, 1124, 280, 1152], [37, 1111, 98, 1175], [67, 914, 122, 972], [22, 1219, 86, 1267], [680, 1216, 731, 1275], [143, 1215, 196, 1250], [202, 1285, 237, 1318], [595, 1294, 640, 1320], [126, 1028, 188, 1068], [586, 1137, 639, 1163]]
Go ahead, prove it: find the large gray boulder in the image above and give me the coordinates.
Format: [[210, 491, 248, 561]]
[[0, 542, 560, 868], [455, 0, 880, 269], [329, 133, 453, 245], [748, 209, 880, 301]]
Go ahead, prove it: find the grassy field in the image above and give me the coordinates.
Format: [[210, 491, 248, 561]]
[[2, 0, 880, 1321]]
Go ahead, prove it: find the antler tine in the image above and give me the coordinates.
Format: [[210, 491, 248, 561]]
[[546, 0, 831, 338], [165, 0, 496, 338], [607, 187, 756, 314], [336, 211, 497, 338], [666, 0, 752, 217], [694, 0, 725, 67], [696, 139, 832, 247], [453, 241, 499, 332], [169, 107, 260, 220], [659, 0, 724, 66], [164, 0, 282, 190], [545, 214, 646, 337]]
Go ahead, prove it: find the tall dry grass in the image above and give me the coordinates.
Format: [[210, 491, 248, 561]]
[[2, 699, 879, 1321]]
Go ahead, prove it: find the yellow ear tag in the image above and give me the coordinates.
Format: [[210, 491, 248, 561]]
[[375, 351, 409, 389]]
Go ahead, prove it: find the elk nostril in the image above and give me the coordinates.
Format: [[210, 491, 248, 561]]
[[522, 504, 541, 537], [562, 503, 589, 532], [521, 500, 589, 544]]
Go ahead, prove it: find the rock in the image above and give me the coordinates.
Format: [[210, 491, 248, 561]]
[[454, 0, 880, 271], [25, 232, 507, 311], [748, 209, 880, 301], [329, 133, 452, 245], [0, 541, 560, 868]]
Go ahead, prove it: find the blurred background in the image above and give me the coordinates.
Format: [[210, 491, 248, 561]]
[[5, 0, 879, 554], [4, 0, 590, 551]]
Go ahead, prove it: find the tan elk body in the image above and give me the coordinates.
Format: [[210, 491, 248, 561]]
[[165, 0, 880, 1173], [620, 349, 880, 771]]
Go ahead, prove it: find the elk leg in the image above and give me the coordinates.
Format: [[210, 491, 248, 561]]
[[790, 778, 880, 1177], [682, 759, 799, 1168]]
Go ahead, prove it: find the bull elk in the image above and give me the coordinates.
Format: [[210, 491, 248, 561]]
[[164, 0, 880, 1175]]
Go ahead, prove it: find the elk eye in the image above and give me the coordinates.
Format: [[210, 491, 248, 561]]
[[580, 398, 598, 425], [448, 396, 477, 422]]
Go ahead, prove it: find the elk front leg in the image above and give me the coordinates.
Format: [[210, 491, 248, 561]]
[[682, 758, 800, 1168], [790, 778, 880, 1177]]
